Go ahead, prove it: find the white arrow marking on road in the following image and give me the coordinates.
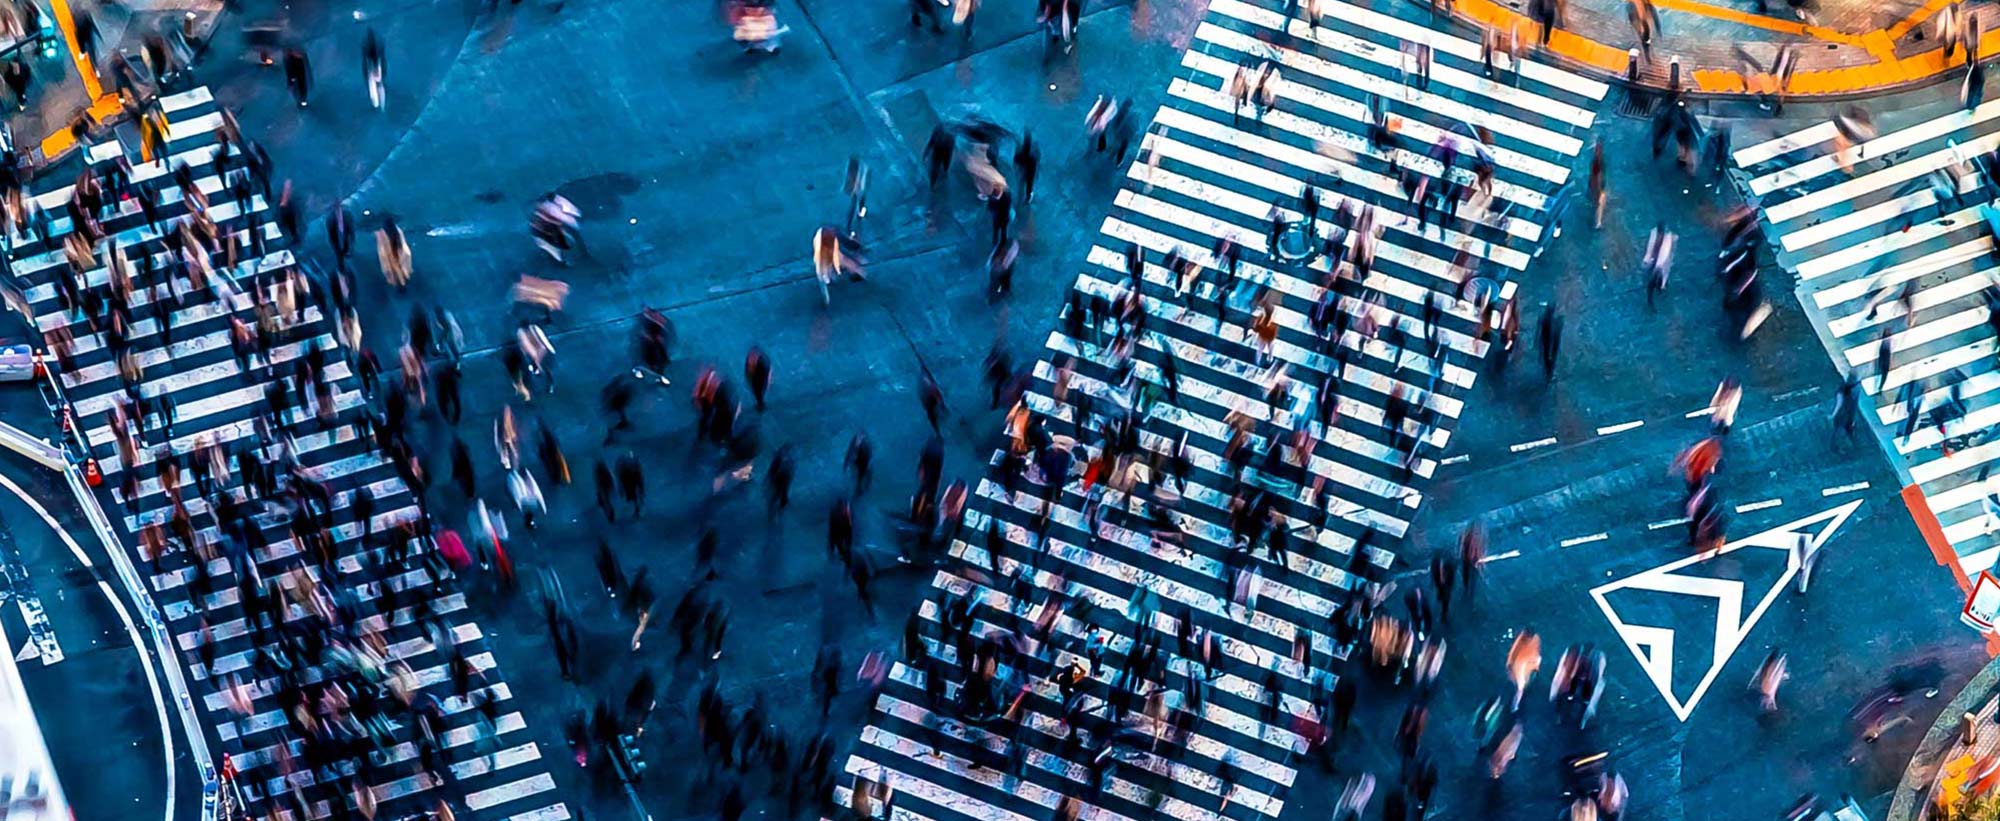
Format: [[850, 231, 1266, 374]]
[[1589, 499, 1863, 721]]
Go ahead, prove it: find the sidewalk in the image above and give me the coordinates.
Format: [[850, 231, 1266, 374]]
[[1435, 0, 2000, 96], [16, 0, 226, 168], [1892, 652, 2000, 820]]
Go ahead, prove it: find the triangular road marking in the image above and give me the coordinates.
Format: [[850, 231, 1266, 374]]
[[14, 640, 38, 663], [1589, 499, 1862, 721]]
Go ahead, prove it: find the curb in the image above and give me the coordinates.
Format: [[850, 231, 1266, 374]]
[[1418, 0, 1997, 101]]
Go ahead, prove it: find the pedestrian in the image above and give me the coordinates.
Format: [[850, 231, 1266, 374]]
[[282, 47, 311, 106], [1537, 304, 1563, 379], [910, 0, 943, 31], [745, 346, 771, 410], [1752, 649, 1788, 712], [1014, 132, 1039, 203], [362, 28, 386, 110], [616, 454, 645, 516], [767, 444, 795, 516], [595, 460, 617, 521]]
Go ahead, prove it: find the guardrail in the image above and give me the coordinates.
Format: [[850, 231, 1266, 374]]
[[0, 294, 220, 820], [0, 418, 65, 471]]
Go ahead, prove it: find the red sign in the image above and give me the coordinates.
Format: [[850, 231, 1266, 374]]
[[1963, 571, 2000, 632]]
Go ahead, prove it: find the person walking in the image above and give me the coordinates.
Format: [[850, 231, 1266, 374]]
[[1537, 304, 1563, 379], [362, 28, 386, 109], [745, 346, 771, 410], [282, 47, 311, 107]]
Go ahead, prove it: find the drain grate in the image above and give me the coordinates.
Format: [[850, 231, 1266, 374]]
[[1617, 88, 1665, 119]]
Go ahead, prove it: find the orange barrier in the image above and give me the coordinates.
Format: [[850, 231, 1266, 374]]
[[1906, 482, 1975, 594]]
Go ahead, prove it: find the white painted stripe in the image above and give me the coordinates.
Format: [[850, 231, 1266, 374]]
[[1779, 175, 1980, 253], [1135, 133, 1534, 271], [1824, 260, 1995, 336], [1647, 516, 1692, 530], [503, 806, 572, 821], [1794, 203, 1983, 283], [1481, 549, 1521, 563], [966, 485, 1352, 632], [874, 693, 1280, 818], [1734, 498, 1783, 513], [844, 757, 1039, 821], [1120, 164, 1493, 299], [465, 773, 559, 811], [73, 334, 337, 413], [1842, 303, 1988, 367], [1148, 105, 1540, 243], [1509, 436, 1557, 452], [1685, 406, 1715, 418], [1313, 0, 1610, 98], [1181, 44, 1575, 184], [1595, 420, 1643, 436], [1869, 336, 1994, 397], [1559, 532, 1609, 547], [1911, 436, 2000, 484], [1899, 400, 2000, 454], [1441, 454, 1469, 465], [1099, 212, 1488, 329], [1751, 100, 2000, 199], [1821, 481, 1870, 495], [917, 585, 1316, 756], [32, 141, 234, 211], [861, 725, 1190, 821], [1166, 78, 1552, 213], [1879, 371, 2000, 424], [1734, 121, 1838, 168], [1207, 0, 1597, 127], [81, 361, 353, 446], [1080, 243, 1485, 371], [1812, 238, 1990, 311]]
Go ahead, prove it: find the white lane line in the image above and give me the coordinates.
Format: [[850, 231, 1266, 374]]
[[1821, 481, 1871, 496], [1560, 532, 1609, 548], [1647, 516, 1692, 530], [0, 470, 174, 821], [1595, 420, 1644, 436], [1735, 498, 1784, 513], [1509, 437, 1558, 453], [1684, 406, 1715, 419], [1440, 454, 1470, 465], [1481, 549, 1521, 563]]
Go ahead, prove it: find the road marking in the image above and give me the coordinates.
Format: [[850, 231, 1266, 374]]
[[1560, 532, 1610, 548], [1685, 406, 1716, 419], [1591, 500, 1863, 721], [1509, 437, 1558, 453], [1735, 498, 1784, 513], [1482, 549, 1521, 563], [1440, 454, 1470, 465], [1648, 516, 1693, 530], [1595, 420, 1644, 436], [1821, 481, 1871, 496]]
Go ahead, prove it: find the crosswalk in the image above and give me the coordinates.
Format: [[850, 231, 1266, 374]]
[[830, 2, 1604, 819], [1733, 101, 2000, 577], [4, 88, 568, 821]]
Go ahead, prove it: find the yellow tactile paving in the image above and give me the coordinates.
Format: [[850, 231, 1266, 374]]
[[1452, 0, 2000, 96]]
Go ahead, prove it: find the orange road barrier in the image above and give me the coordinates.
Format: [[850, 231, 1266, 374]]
[[1905, 482, 1974, 594]]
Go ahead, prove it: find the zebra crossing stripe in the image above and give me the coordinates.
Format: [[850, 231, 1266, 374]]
[[1737, 101, 2000, 575], [13, 86, 566, 820], [838, 0, 1595, 815]]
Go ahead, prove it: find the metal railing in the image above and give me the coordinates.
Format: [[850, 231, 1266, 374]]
[[0, 294, 220, 820]]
